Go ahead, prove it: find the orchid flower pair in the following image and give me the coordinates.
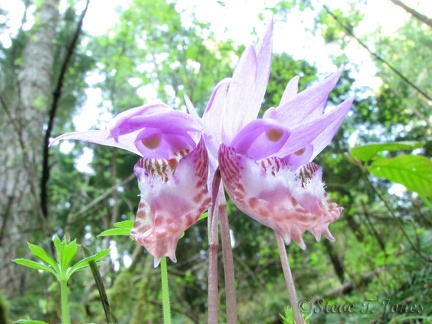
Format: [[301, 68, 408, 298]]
[[51, 20, 353, 266]]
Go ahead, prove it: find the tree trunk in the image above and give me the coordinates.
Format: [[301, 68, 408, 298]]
[[0, 0, 60, 297]]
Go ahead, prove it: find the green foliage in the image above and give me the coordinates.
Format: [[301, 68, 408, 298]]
[[280, 306, 312, 323], [12, 237, 110, 323], [315, 4, 363, 48], [351, 141, 432, 196], [98, 220, 134, 237], [370, 155, 432, 196], [13, 236, 110, 283], [350, 141, 423, 162], [0, 291, 9, 324]]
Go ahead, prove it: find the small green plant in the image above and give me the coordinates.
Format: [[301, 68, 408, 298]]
[[13, 236, 110, 324], [280, 306, 312, 324]]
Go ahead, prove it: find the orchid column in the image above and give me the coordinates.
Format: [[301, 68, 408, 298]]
[[201, 19, 354, 323]]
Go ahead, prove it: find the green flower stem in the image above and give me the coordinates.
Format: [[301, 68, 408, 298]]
[[160, 257, 172, 324], [60, 279, 70, 324], [275, 232, 305, 324]]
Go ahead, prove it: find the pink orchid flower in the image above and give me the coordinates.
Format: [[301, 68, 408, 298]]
[[202, 20, 354, 249], [51, 103, 211, 265]]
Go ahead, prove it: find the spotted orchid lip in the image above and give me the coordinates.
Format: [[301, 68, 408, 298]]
[[218, 144, 342, 249], [131, 138, 211, 266]]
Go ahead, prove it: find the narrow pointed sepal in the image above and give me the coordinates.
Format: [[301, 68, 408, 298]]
[[130, 138, 211, 263]]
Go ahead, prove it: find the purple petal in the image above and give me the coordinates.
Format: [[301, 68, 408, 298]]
[[51, 102, 203, 159], [134, 128, 197, 159], [184, 94, 200, 120], [228, 22, 273, 137], [110, 104, 200, 140], [208, 20, 273, 142], [272, 96, 353, 159], [280, 75, 300, 103], [109, 103, 172, 140], [283, 144, 313, 170], [264, 66, 344, 128], [49, 130, 142, 156], [308, 97, 354, 160], [202, 78, 232, 151], [231, 119, 290, 160]]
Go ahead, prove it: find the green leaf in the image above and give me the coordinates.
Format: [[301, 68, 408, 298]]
[[53, 235, 63, 263], [370, 155, 432, 196], [27, 243, 59, 272], [13, 259, 57, 277], [113, 220, 134, 228], [98, 220, 134, 236], [350, 141, 423, 162], [61, 239, 78, 273], [98, 228, 132, 236], [67, 249, 110, 279], [198, 212, 208, 221]]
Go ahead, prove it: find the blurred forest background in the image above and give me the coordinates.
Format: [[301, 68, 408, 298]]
[[0, 0, 431, 323]]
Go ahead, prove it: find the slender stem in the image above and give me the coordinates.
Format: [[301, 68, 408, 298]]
[[208, 239, 219, 324], [160, 257, 172, 324], [275, 232, 305, 324], [208, 171, 222, 324], [218, 187, 237, 324], [60, 280, 70, 324]]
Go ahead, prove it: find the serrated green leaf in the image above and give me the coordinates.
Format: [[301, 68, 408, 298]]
[[26, 243, 58, 272], [370, 155, 432, 196], [13, 259, 57, 277], [351, 141, 423, 162]]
